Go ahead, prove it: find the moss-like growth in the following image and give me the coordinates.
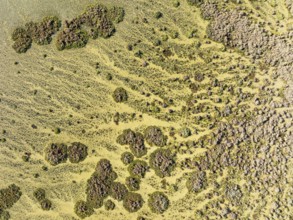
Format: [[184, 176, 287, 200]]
[[40, 198, 52, 211], [110, 182, 128, 201], [117, 130, 147, 158], [33, 188, 46, 202], [148, 191, 169, 214], [26, 16, 61, 45], [128, 160, 149, 178], [21, 152, 30, 162], [12, 16, 61, 53], [186, 0, 204, 6], [117, 129, 136, 145], [108, 6, 125, 23], [11, 28, 32, 53], [104, 199, 115, 211], [144, 126, 167, 147], [225, 184, 243, 206], [44, 143, 68, 166], [154, 12, 163, 19], [186, 170, 207, 193], [86, 159, 118, 208], [0, 184, 22, 210], [97, 18, 115, 38], [123, 192, 144, 213], [56, 29, 89, 50], [129, 132, 147, 158], [149, 149, 175, 178], [125, 176, 140, 191], [95, 159, 118, 181], [68, 142, 88, 163], [180, 127, 192, 138], [74, 200, 94, 219], [0, 209, 10, 220], [86, 193, 103, 209], [121, 152, 134, 165], [113, 87, 128, 103], [54, 127, 61, 134], [86, 173, 112, 202], [55, 3, 124, 50]]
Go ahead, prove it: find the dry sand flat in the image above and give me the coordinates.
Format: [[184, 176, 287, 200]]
[[0, 0, 292, 219]]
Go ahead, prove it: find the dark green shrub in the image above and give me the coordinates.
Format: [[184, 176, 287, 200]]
[[0, 184, 22, 210], [121, 152, 134, 165], [186, 170, 207, 193], [110, 182, 128, 201], [144, 126, 167, 147], [33, 188, 46, 202], [129, 132, 147, 158], [148, 191, 169, 214], [128, 160, 149, 178], [104, 199, 115, 211], [112, 87, 128, 103], [74, 200, 94, 219], [125, 176, 140, 191], [40, 199, 52, 211], [149, 149, 175, 178], [44, 143, 68, 166], [68, 142, 88, 163], [123, 192, 144, 213], [95, 159, 117, 181]]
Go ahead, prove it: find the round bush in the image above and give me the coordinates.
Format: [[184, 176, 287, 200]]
[[128, 160, 149, 178], [125, 176, 140, 191], [144, 126, 167, 147], [148, 191, 169, 214], [110, 182, 128, 201], [44, 143, 68, 166], [74, 200, 94, 219], [123, 192, 144, 213], [68, 142, 88, 163]]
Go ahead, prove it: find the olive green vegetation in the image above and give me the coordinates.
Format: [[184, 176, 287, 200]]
[[117, 129, 147, 158], [149, 149, 176, 178], [85, 159, 118, 210], [121, 152, 134, 165], [0, 184, 22, 210], [144, 126, 167, 147], [128, 160, 149, 178], [12, 16, 61, 53], [68, 142, 88, 163], [116, 129, 136, 145], [33, 188, 52, 211], [56, 30, 89, 51], [56, 4, 125, 50], [40, 199, 52, 211], [110, 182, 128, 201], [186, 170, 208, 193], [107, 6, 125, 23], [125, 176, 141, 191], [148, 191, 170, 214], [180, 127, 192, 138], [95, 159, 118, 181], [129, 132, 147, 158], [44, 142, 88, 166], [0, 209, 10, 220], [44, 143, 68, 166], [74, 200, 94, 219], [186, 0, 204, 6], [112, 87, 128, 103], [104, 199, 115, 211], [12, 4, 125, 52], [33, 188, 46, 202], [123, 192, 144, 213]]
